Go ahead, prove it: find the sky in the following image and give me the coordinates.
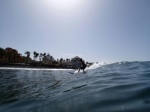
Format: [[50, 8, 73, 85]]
[[0, 0, 150, 63]]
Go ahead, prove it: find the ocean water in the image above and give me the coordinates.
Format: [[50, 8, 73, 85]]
[[0, 61, 150, 112]]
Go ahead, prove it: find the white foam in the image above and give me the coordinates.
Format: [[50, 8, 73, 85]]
[[73, 62, 109, 73], [87, 62, 108, 70], [74, 69, 87, 74]]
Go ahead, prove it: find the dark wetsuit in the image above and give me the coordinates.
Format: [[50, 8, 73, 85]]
[[80, 61, 86, 69], [78, 60, 87, 73]]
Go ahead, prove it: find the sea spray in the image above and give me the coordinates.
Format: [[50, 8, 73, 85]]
[[87, 62, 108, 70]]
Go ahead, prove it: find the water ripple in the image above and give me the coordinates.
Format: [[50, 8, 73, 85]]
[[1, 62, 150, 112]]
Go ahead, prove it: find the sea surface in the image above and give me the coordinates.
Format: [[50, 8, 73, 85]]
[[0, 61, 150, 112]]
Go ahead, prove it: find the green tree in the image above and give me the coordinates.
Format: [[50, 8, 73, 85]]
[[12, 49, 18, 63], [5, 47, 13, 63], [0, 47, 5, 61], [60, 58, 63, 65]]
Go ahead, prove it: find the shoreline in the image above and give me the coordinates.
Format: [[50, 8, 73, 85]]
[[0, 63, 75, 69]]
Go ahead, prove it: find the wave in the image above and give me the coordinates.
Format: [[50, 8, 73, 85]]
[[1, 61, 150, 112], [87, 62, 109, 70]]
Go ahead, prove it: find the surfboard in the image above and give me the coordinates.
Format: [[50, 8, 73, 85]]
[[74, 70, 87, 74]]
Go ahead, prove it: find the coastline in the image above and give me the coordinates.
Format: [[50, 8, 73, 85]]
[[0, 63, 74, 69]]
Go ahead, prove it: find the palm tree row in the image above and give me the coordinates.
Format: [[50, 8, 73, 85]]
[[0, 47, 72, 65]]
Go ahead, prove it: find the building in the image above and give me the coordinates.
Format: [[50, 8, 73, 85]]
[[42, 54, 54, 65]]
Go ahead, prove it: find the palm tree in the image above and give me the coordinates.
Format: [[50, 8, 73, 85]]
[[25, 51, 30, 64], [43, 53, 46, 58], [41, 53, 46, 64], [33, 51, 36, 61], [66, 58, 70, 62], [36, 52, 39, 61], [33, 51, 39, 61]]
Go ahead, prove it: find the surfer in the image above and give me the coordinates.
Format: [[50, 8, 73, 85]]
[[78, 59, 87, 73]]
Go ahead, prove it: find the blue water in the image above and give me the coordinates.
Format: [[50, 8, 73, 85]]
[[0, 61, 150, 112]]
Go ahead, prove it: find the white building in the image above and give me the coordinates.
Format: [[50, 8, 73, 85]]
[[43, 54, 54, 64]]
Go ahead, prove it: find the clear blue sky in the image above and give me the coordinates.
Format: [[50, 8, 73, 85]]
[[0, 0, 150, 62]]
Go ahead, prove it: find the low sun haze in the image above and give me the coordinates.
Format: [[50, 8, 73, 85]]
[[0, 0, 150, 62]]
